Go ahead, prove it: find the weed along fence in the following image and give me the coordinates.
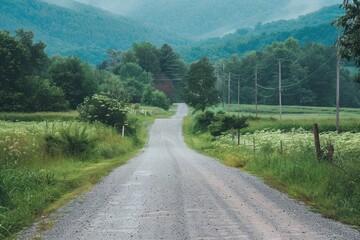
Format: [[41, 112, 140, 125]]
[[216, 126, 360, 164]]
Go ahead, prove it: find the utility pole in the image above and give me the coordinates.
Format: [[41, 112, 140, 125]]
[[237, 76, 241, 145], [237, 76, 240, 118], [254, 67, 258, 118], [336, 27, 340, 133], [278, 59, 283, 121], [228, 72, 231, 110]]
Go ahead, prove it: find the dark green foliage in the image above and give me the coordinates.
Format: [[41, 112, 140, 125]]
[[44, 124, 96, 158], [183, 58, 219, 112], [193, 111, 216, 132], [208, 115, 248, 137], [141, 85, 171, 110], [21, 76, 69, 111], [48, 56, 98, 109], [0, 30, 69, 111], [133, 42, 161, 75], [217, 38, 360, 108], [192, 111, 248, 137], [77, 94, 128, 132], [334, 0, 360, 82]]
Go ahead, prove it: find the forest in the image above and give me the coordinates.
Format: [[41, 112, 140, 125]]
[[216, 38, 360, 107], [0, 29, 188, 112]]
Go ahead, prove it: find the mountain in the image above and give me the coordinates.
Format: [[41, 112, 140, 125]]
[[75, 0, 341, 40], [0, 0, 186, 64], [179, 5, 343, 62]]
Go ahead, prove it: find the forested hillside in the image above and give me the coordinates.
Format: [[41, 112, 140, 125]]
[[74, 0, 340, 40], [181, 5, 343, 62], [0, 0, 184, 64]]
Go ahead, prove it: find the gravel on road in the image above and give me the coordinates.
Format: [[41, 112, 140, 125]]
[[20, 103, 360, 240]]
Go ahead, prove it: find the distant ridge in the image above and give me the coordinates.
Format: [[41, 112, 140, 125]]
[[0, 0, 185, 64]]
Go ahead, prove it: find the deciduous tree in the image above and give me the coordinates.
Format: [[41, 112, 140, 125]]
[[183, 57, 219, 112]]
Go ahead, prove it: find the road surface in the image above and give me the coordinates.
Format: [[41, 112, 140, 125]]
[[21, 104, 360, 239]]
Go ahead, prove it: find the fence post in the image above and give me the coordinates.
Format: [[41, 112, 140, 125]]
[[122, 125, 125, 137], [253, 137, 256, 157], [231, 127, 234, 144], [313, 123, 321, 160], [237, 128, 240, 145]]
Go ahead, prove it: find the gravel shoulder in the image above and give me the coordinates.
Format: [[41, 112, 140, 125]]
[[20, 104, 360, 240]]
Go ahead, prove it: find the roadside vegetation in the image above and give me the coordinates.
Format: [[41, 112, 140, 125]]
[[183, 104, 360, 227], [0, 105, 174, 239]]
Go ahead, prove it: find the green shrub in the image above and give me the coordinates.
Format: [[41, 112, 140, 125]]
[[193, 111, 216, 132], [208, 114, 248, 137], [77, 94, 128, 132], [141, 85, 171, 110], [43, 123, 96, 159]]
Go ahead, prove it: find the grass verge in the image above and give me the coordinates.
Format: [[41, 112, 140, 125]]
[[183, 112, 360, 228], [0, 106, 172, 239]]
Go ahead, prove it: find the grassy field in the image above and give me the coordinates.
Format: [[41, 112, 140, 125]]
[[209, 104, 360, 133], [183, 104, 360, 228], [0, 106, 175, 239]]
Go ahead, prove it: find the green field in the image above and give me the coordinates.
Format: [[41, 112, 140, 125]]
[[208, 104, 360, 133], [184, 104, 360, 227]]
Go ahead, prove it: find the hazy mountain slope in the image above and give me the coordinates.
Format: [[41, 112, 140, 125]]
[[179, 5, 343, 62], [0, 0, 185, 64], [75, 0, 340, 39]]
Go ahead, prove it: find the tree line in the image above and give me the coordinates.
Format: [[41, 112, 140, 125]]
[[216, 38, 360, 108], [0, 29, 187, 112]]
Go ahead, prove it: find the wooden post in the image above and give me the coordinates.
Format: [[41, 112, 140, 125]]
[[122, 125, 125, 137], [253, 137, 256, 157], [237, 128, 240, 145], [313, 123, 321, 160], [231, 127, 235, 144]]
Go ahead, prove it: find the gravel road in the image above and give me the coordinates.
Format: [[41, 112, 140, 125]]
[[20, 103, 360, 240]]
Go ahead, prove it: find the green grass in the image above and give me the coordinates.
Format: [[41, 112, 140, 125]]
[[0, 111, 78, 122], [0, 105, 174, 239], [208, 104, 360, 133], [183, 107, 360, 228]]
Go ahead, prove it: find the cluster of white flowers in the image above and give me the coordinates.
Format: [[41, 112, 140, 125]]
[[216, 128, 360, 157]]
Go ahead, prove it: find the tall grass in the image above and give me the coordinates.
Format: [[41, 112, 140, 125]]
[[0, 106, 172, 238], [183, 113, 360, 227]]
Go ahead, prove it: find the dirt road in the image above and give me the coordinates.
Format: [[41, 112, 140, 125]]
[[21, 104, 360, 239]]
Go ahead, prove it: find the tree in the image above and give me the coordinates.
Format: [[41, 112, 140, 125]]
[[159, 44, 180, 80], [0, 29, 66, 111], [183, 57, 219, 112], [334, 0, 360, 82], [133, 42, 161, 74], [98, 74, 131, 103], [48, 56, 98, 108]]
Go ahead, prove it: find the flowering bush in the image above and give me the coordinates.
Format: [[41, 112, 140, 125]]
[[77, 94, 128, 132]]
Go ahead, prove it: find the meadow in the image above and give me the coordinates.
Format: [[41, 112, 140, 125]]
[[184, 104, 360, 227], [0, 106, 175, 239]]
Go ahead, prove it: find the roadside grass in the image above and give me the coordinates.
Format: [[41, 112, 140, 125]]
[[0, 105, 172, 239], [183, 106, 360, 228]]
